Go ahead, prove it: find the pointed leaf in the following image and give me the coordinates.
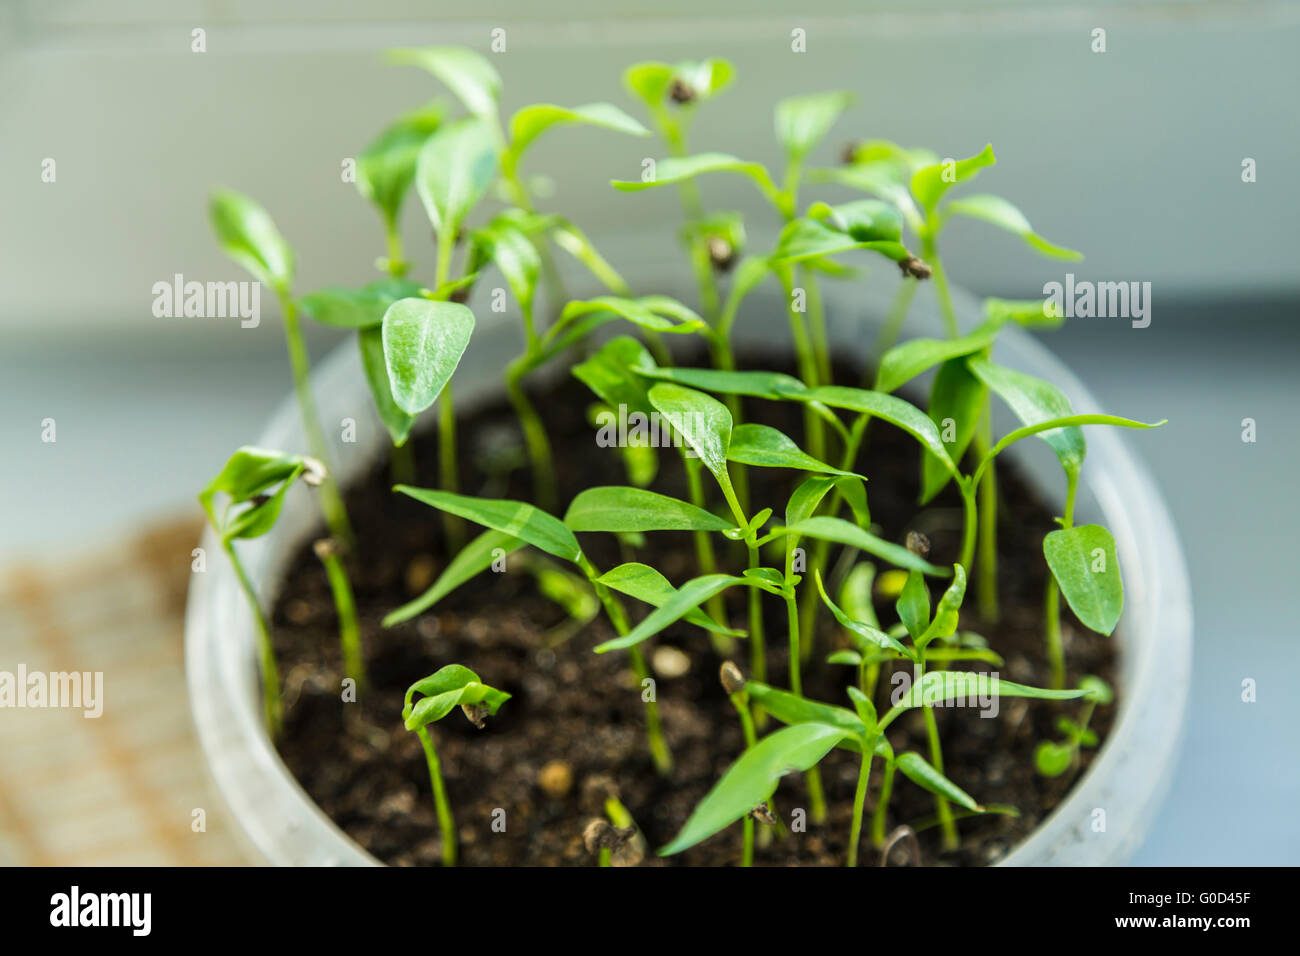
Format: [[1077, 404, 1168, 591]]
[[896, 570, 931, 639], [921, 358, 987, 503], [775, 90, 853, 161], [416, 117, 499, 238], [298, 279, 426, 329], [815, 570, 908, 656], [879, 671, 1088, 731], [945, 194, 1082, 261], [780, 517, 947, 576], [910, 144, 996, 212], [594, 574, 749, 653], [381, 298, 475, 415], [746, 682, 867, 737], [967, 355, 1085, 478], [356, 102, 445, 225], [359, 327, 415, 446], [790, 386, 959, 478], [1043, 524, 1124, 635], [595, 562, 743, 637], [772, 218, 909, 264], [209, 189, 294, 292], [896, 751, 982, 812], [612, 153, 779, 206], [728, 423, 856, 476], [389, 47, 501, 119], [658, 723, 848, 856], [395, 487, 580, 563], [875, 321, 1000, 394], [383, 529, 523, 627], [647, 383, 733, 487], [508, 102, 648, 168], [565, 487, 733, 533]]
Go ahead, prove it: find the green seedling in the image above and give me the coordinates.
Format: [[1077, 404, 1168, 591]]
[[199, 447, 328, 735], [403, 664, 510, 866], [1036, 675, 1114, 776]]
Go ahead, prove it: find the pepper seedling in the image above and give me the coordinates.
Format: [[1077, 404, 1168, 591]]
[[403, 664, 510, 866], [199, 446, 326, 735]]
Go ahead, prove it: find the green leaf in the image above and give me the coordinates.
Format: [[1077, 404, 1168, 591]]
[[840, 563, 879, 628], [807, 199, 903, 243], [775, 91, 853, 161], [828, 649, 863, 667], [918, 565, 967, 647], [772, 218, 909, 265], [972, 414, 1164, 487], [896, 570, 931, 639], [471, 217, 541, 316], [966, 355, 1086, 478], [920, 358, 987, 504], [814, 570, 908, 656], [896, 752, 983, 812], [298, 279, 426, 330], [395, 487, 581, 563], [879, 671, 1088, 730], [809, 161, 922, 230], [945, 194, 1082, 261], [1079, 674, 1114, 705], [200, 446, 306, 507], [846, 686, 877, 732], [565, 487, 733, 533], [221, 469, 301, 541], [745, 682, 867, 738], [638, 366, 805, 401], [548, 296, 703, 348], [646, 383, 733, 489], [359, 327, 415, 446], [594, 573, 749, 653], [612, 153, 780, 206], [356, 102, 445, 226], [389, 47, 502, 119], [784, 474, 867, 528], [383, 529, 523, 626], [624, 59, 734, 107], [415, 117, 499, 238], [573, 337, 657, 412], [779, 517, 947, 576], [910, 144, 996, 212], [403, 664, 510, 730], [209, 189, 294, 293], [875, 321, 1000, 394], [381, 298, 475, 415], [985, 296, 1064, 330], [658, 723, 848, 856], [1035, 741, 1074, 777], [547, 216, 630, 294], [786, 386, 960, 479], [1043, 524, 1124, 635], [595, 562, 743, 638], [507, 102, 648, 170], [728, 423, 856, 476]]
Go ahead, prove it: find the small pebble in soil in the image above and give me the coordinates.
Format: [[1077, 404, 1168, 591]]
[[651, 645, 691, 678], [404, 554, 437, 595], [538, 760, 574, 798]]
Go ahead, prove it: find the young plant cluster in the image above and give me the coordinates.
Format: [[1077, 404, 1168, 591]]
[[198, 47, 1162, 865]]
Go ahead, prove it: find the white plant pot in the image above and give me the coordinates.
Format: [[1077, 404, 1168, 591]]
[[185, 281, 1192, 866]]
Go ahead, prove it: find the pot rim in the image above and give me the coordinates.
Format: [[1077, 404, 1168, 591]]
[[185, 281, 1191, 866]]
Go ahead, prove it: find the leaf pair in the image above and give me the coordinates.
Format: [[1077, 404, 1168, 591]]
[[199, 446, 318, 543], [403, 664, 510, 731]]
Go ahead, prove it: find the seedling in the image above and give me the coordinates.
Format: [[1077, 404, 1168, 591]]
[[199, 446, 327, 734], [206, 46, 1169, 866], [403, 664, 510, 866]]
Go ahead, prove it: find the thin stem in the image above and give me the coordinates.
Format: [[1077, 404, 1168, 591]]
[[922, 236, 959, 338], [383, 214, 407, 277], [847, 748, 875, 867], [685, 457, 733, 654], [224, 541, 281, 737], [728, 690, 758, 867], [871, 758, 896, 847], [918, 656, 957, 850], [872, 277, 919, 365], [319, 546, 364, 690], [975, 409, 999, 622], [389, 439, 415, 485], [1045, 471, 1080, 688], [580, 554, 672, 774], [779, 269, 826, 461], [784, 587, 827, 824], [802, 266, 833, 387], [416, 726, 456, 866], [437, 386, 463, 550], [506, 359, 558, 512], [278, 294, 353, 547]]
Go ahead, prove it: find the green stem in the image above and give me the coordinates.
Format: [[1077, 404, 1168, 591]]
[[919, 655, 957, 850], [872, 276, 919, 366], [847, 747, 875, 867], [784, 586, 827, 824], [437, 385, 464, 549], [922, 236, 959, 338], [389, 439, 415, 485], [224, 541, 281, 737], [278, 294, 352, 547], [319, 546, 365, 690], [1045, 471, 1079, 688], [871, 757, 895, 847], [383, 215, 407, 277], [975, 409, 999, 622], [728, 690, 758, 866], [685, 457, 733, 654], [580, 554, 672, 774], [506, 358, 558, 512], [416, 726, 456, 866], [802, 266, 833, 387], [779, 269, 826, 462]]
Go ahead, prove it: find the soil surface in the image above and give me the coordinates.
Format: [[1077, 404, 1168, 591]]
[[271, 350, 1116, 867]]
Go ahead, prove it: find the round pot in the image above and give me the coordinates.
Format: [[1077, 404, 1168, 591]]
[[185, 281, 1192, 866]]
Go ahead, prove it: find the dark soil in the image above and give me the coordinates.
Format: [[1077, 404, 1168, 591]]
[[271, 350, 1116, 867]]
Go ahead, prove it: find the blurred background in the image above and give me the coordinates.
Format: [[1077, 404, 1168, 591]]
[[0, 0, 1296, 864]]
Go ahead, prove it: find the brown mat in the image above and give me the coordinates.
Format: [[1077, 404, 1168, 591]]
[[0, 518, 248, 865]]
